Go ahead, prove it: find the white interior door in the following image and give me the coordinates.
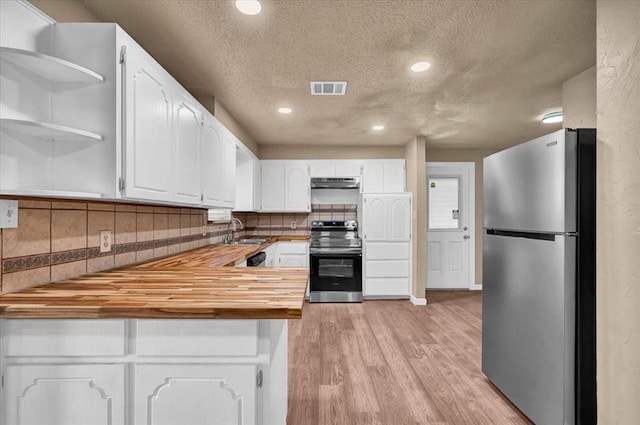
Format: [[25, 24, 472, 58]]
[[426, 162, 475, 289]]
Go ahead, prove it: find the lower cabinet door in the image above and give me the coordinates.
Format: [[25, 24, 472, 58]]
[[3, 364, 125, 425], [135, 364, 258, 425]]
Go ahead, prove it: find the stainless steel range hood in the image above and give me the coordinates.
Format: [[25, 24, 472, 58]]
[[310, 177, 360, 189]]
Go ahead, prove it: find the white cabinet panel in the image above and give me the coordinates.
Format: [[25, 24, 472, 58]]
[[279, 255, 308, 267], [201, 113, 225, 207], [261, 163, 285, 211], [365, 243, 410, 260], [135, 364, 257, 425], [276, 241, 309, 267], [173, 88, 202, 204], [124, 43, 173, 202], [136, 320, 258, 357], [364, 279, 410, 297], [366, 260, 410, 277], [362, 160, 405, 193], [277, 241, 309, 255], [3, 319, 126, 356], [261, 162, 310, 212], [3, 364, 125, 425], [309, 163, 334, 177], [223, 130, 237, 208], [335, 162, 362, 177], [362, 196, 387, 241], [284, 165, 310, 211], [387, 195, 411, 241]]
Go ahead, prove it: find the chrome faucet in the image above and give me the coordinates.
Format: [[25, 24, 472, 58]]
[[225, 217, 244, 243]]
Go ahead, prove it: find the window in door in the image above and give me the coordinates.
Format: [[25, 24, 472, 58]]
[[428, 177, 460, 230]]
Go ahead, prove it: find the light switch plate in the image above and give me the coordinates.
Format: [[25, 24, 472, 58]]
[[0, 199, 18, 228]]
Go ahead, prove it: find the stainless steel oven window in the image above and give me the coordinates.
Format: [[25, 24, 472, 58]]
[[317, 259, 355, 279]]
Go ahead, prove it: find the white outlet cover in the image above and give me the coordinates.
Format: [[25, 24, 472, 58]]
[[100, 230, 112, 253], [0, 199, 18, 228]]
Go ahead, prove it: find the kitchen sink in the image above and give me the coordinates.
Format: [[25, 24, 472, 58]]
[[224, 238, 268, 245]]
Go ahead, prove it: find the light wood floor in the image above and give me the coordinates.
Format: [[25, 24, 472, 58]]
[[288, 291, 533, 425]]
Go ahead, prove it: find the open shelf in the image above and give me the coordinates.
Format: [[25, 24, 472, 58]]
[[0, 47, 104, 83], [0, 189, 104, 199], [0, 118, 103, 142]]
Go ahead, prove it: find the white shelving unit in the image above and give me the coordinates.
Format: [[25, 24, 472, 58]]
[[0, 46, 104, 83], [0, 118, 103, 142]]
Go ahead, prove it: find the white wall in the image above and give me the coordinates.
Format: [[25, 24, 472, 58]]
[[596, 1, 640, 423]]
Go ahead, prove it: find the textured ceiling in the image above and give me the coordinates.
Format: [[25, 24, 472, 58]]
[[76, 0, 595, 149]]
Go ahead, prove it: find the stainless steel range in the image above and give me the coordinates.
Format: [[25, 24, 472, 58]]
[[309, 220, 363, 303]]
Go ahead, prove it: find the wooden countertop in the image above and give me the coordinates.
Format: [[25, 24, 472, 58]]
[[0, 268, 308, 319], [0, 236, 310, 320]]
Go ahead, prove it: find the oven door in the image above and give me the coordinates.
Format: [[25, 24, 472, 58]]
[[309, 252, 362, 292]]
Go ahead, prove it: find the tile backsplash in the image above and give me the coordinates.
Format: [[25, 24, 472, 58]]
[[0, 197, 229, 294], [0, 199, 357, 295]]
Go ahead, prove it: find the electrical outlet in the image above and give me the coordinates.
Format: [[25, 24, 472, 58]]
[[100, 230, 112, 253], [290, 221, 296, 229], [202, 225, 207, 237], [0, 199, 18, 228]]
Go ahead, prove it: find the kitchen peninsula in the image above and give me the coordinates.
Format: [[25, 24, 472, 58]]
[[0, 244, 308, 425]]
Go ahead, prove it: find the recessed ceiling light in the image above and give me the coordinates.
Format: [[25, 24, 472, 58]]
[[410, 61, 431, 72], [542, 111, 563, 123], [235, 0, 262, 15], [372, 125, 385, 131], [278, 107, 292, 114]]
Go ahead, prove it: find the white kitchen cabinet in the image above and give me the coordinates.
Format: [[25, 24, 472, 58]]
[[3, 364, 126, 425], [173, 86, 203, 205], [276, 241, 309, 267], [260, 162, 310, 212], [0, 318, 289, 425], [361, 193, 412, 298], [135, 364, 257, 425], [284, 165, 311, 211], [201, 112, 225, 206], [264, 243, 278, 267], [0, 13, 234, 207], [261, 163, 285, 211], [309, 160, 362, 178], [222, 128, 237, 208], [362, 160, 406, 193]]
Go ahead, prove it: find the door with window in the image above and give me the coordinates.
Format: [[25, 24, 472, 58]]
[[426, 162, 475, 289]]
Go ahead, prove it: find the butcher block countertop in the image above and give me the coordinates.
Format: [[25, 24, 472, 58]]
[[0, 237, 309, 320]]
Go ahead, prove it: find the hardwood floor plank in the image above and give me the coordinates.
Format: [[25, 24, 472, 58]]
[[288, 292, 533, 425]]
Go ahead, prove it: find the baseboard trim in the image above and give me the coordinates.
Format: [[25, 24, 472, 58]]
[[470, 284, 483, 291], [410, 295, 427, 305]]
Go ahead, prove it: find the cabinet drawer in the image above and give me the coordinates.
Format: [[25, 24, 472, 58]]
[[277, 242, 308, 255], [365, 260, 409, 277], [365, 243, 410, 260], [2, 319, 126, 356], [136, 320, 259, 356], [364, 278, 410, 297]]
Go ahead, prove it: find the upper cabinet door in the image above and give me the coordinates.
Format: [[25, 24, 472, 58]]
[[383, 162, 405, 192], [201, 113, 224, 207], [362, 195, 387, 241], [222, 131, 236, 208], [335, 161, 362, 177], [387, 194, 411, 241], [261, 163, 285, 211], [173, 87, 202, 205], [362, 162, 384, 193], [123, 42, 173, 202], [284, 165, 310, 212]]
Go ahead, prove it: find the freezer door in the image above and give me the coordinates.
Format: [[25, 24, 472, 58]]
[[484, 129, 577, 233], [482, 232, 575, 425]]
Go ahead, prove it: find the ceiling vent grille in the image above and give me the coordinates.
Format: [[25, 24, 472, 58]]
[[310, 81, 347, 96]]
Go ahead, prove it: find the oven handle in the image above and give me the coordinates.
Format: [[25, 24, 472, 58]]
[[309, 250, 362, 256]]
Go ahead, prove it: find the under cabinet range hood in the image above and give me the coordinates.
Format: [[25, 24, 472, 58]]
[[310, 177, 360, 189]]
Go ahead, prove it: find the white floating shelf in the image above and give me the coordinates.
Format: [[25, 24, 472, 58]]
[[0, 189, 104, 199], [0, 119, 103, 142], [0, 47, 104, 83]]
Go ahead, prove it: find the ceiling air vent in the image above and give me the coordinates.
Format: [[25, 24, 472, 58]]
[[310, 81, 347, 96]]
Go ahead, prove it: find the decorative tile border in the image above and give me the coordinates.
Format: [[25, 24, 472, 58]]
[[1, 230, 226, 274]]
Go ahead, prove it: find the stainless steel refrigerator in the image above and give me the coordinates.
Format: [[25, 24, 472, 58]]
[[482, 128, 596, 425]]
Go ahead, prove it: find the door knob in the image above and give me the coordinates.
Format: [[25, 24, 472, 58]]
[[463, 235, 471, 240]]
